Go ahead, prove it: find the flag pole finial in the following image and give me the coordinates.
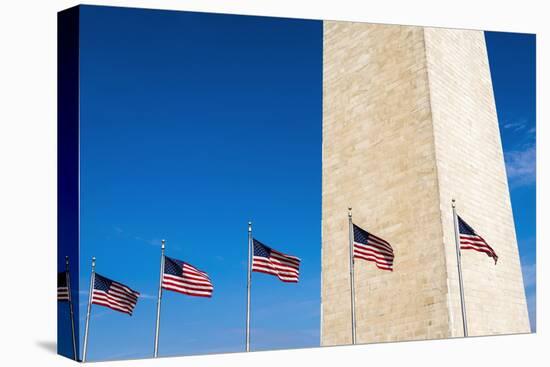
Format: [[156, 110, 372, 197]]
[[248, 221, 252, 232], [65, 255, 69, 265], [348, 207, 352, 217], [452, 198, 456, 208], [161, 239, 165, 249]]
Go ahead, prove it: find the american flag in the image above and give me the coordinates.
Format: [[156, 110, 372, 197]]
[[92, 273, 140, 315], [353, 224, 394, 271], [458, 215, 498, 264], [57, 272, 69, 301], [252, 239, 300, 282], [162, 256, 213, 297]]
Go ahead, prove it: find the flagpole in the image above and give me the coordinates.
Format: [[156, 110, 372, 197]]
[[452, 199, 468, 337], [65, 256, 77, 360], [246, 221, 252, 352], [348, 207, 356, 344], [153, 240, 166, 358], [82, 257, 96, 362]]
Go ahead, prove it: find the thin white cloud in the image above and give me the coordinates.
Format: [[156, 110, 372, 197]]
[[504, 144, 536, 187], [503, 118, 528, 131], [522, 262, 536, 289], [112, 225, 164, 248], [91, 310, 109, 320], [133, 235, 163, 247], [527, 290, 536, 332], [521, 256, 536, 332], [502, 117, 535, 135], [138, 293, 157, 300]]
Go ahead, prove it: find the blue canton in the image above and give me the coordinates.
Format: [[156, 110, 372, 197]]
[[253, 239, 272, 257], [164, 256, 183, 276], [94, 273, 112, 292], [353, 224, 370, 244]]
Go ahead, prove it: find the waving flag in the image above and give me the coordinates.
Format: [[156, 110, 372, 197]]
[[252, 239, 300, 282], [458, 215, 498, 264], [162, 256, 213, 297], [92, 273, 140, 315], [353, 224, 394, 271], [57, 272, 70, 301]]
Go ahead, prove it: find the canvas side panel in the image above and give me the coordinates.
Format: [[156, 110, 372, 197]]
[[57, 6, 80, 360]]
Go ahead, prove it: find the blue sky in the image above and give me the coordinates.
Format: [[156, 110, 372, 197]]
[[58, 5, 535, 361]]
